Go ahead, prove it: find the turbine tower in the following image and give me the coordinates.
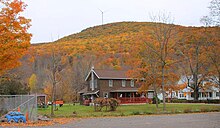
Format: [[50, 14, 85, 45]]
[[98, 9, 109, 25], [98, 9, 104, 25]]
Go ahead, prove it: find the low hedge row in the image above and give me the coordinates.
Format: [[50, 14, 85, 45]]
[[171, 99, 220, 104]]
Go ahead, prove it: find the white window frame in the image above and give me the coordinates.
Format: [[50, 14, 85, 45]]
[[130, 80, 134, 87], [122, 80, 126, 87], [109, 80, 113, 87]]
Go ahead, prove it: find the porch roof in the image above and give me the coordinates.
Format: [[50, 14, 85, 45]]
[[110, 90, 138, 93], [78, 87, 88, 94], [110, 88, 154, 93], [82, 90, 99, 96]]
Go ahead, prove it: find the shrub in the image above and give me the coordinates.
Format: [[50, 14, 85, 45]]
[[207, 100, 220, 104], [0, 109, 8, 117], [184, 108, 192, 113], [143, 111, 153, 115], [172, 99, 187, 103], [152, 96, 161, 104], [172, 99, 220, 104], [120, 113, 125, 116], [200, 107, 210, 112], [132, 111, 140, 115], [171, 108, 178, 113], [94, 98, 120, 111]]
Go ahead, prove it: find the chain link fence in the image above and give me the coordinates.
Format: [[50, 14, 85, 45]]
[[0, 95, 38, 122]]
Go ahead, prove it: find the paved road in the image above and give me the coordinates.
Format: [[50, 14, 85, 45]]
[[48, 112, 220, 128]]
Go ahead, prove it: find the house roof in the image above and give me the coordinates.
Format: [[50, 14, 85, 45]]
[[82, 90, 99, 96], [85, 69, 132, 81]]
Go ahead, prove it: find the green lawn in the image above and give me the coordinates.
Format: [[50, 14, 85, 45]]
[[38, 103, 220, 118]]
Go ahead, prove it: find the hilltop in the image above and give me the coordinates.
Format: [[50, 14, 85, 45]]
[[29, 21, 218, 65], [30, 22, 181, 55]]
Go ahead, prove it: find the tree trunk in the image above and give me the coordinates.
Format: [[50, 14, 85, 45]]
[[193, 46, 199, 101], [51, 52, 56, 117], [193, 73, 199, 101], [51, 83, 55, 117], [162, 64, 166, 111], [153, 83, 158, 108], [152, 63, 158, 109]]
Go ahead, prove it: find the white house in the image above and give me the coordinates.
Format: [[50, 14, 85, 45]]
[[176, 75, 220, 100]]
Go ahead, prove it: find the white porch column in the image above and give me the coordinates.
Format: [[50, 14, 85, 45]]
[[213, 92, 216, 99]]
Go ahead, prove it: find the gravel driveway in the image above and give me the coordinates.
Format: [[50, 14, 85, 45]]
[[39, 112, 220, 128]]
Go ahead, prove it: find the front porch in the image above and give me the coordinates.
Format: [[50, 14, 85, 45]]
[[110, 91, 152, 104]]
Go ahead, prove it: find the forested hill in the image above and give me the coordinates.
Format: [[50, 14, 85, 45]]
[[31, 22, 218, 58], [30, 22, 181, 55], [58, 22, 155, 41], [13, 22, 219, 101]]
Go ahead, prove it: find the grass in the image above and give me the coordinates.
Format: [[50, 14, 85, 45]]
[[38, 103, 220, 118]]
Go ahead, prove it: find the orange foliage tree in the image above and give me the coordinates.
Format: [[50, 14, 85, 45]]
[[177, 27, 219, 100], [0, 0, 31, 75], [142, 14, 178, 111]]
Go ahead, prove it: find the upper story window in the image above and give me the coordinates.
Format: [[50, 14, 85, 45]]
[[130, 80, 134, 87], [109, 80, 113, 87], [90, 79, 97, 89], [90, 80, 92, 89], [94, 79, 97, 89], [122, 80, 126, 87]]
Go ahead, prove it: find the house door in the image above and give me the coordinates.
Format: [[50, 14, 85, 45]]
[[103, 92, 109, 98]]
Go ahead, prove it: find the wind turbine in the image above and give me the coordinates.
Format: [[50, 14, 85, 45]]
[[98, 8, 109, 25]]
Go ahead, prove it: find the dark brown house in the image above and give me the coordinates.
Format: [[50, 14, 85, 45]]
[[80, 67, 153, 104]]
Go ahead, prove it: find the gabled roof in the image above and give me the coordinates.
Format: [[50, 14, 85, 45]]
[[85, 69, 132, 81]]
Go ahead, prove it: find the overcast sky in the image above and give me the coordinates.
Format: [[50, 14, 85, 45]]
[[23, 0, 211, 43]]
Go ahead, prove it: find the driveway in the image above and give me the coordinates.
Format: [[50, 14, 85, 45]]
[[44, 112, 220, 128]]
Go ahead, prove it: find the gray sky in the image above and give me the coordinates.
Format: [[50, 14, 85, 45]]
[[23, 0, 211, 43]]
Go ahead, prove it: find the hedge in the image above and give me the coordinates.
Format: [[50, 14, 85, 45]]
[[171, 99, 220, 104]]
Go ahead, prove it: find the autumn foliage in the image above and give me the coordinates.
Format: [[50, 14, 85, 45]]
[[12, 21, 219, 103], [0, 0, 31, 75]]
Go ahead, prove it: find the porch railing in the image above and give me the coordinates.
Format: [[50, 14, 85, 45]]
[[117, 97, 150, 104]]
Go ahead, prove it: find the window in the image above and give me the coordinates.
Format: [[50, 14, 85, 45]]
[[179, 93, 184, 98], [148, 92, 153, 98], [90, 80, 92, 89], [94, 79, 97, 89], [109, 80, 113, 87], [122, 80, 126, 87], [209, 92, 212, 97], [90, 79, 97, 89], [216, 92, 220, 97], [130, 80, 134, 87]]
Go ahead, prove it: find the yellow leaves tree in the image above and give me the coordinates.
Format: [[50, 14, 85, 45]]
[[44, 81, 52, 101], [0, 0, 32, 75], [28, 73, 37, 93]]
